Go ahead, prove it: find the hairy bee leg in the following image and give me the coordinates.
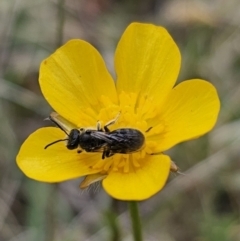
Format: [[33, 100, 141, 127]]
[[106, 150, 114, 158], [102, 148, 114, 159], [104, 112, 121, 132], [102, 151, 106, 159], [102, 149, 109, 159]]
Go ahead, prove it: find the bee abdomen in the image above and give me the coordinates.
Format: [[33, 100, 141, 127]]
[[109, 128, 145, 153]]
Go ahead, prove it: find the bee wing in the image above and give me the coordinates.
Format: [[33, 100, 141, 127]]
[[48, 112, 76, 133], [90, 131, 114, 144], [91, 131, 129, 143]]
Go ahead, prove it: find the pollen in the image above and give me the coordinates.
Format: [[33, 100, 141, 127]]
[[89, 91, 164, 174]]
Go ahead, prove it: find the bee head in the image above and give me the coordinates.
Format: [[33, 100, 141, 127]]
[[66, 129, 80, 150], [44, 129, 80, 150]]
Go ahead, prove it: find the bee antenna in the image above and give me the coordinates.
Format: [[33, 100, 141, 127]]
[[44, 139, 68, 149]]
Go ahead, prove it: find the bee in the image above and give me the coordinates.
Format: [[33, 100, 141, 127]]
[[45, 112, 145, 159]]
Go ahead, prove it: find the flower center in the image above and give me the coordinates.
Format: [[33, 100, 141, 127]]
[[87, 92, 165, 174]]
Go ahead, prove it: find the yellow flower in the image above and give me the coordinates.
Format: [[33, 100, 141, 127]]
[[17, 23, 220, 201]]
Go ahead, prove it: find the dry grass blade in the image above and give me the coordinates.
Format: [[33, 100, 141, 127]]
[[0, 78, 47, 116]]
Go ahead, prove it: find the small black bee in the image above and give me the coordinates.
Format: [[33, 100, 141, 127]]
[[45, 113, 145, 159]]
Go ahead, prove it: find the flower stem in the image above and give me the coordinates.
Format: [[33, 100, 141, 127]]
[[128, 201, 143, 241]]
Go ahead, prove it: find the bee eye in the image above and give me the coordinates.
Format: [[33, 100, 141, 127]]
[[67, 129, 80, 150]]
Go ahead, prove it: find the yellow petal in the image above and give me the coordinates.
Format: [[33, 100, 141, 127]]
[[115, 23, 181, 108], [151, 79, 220, 152], [17, 127, 100, 182], [102, 154, 171, 200], [39, 40, 118, 126]]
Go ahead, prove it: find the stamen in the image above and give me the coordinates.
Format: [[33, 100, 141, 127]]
[[112, 155, 121, 171], [123, 112, 135, 123], [100, 95, 114, 107], [137, 95, 157, 119], [119, 92, 131, 108], [140, 150, 146, 159], [118, 160, 126, 168], [123, 156, 130, 173], [92, 160, 105, 170], [135, 121, 148, 131], [145, 145, 153, 154], [103, 160, 113, 172], [132, 154, 140, 167], [147, 123, 165, 136]]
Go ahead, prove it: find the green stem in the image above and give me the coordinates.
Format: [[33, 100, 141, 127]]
[[128, 201, 143, 241]]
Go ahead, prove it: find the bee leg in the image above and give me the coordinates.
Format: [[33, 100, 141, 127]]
[[105, 149, 115, 158], [104, 112, 121, 132], [102, 149, 114, 159], [102, 151, 106, 159]]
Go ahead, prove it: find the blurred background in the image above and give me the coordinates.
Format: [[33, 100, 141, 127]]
[[0, 0, 240, 240]]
